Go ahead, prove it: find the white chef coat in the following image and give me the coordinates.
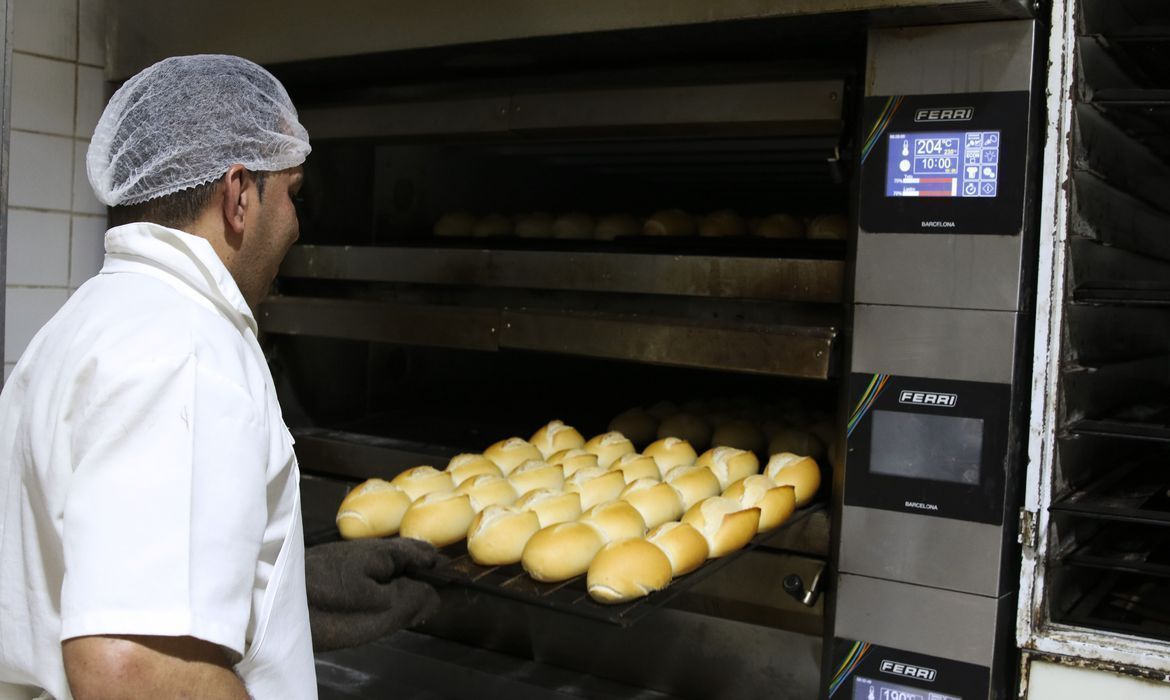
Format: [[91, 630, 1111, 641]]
[[0, 222, 316, 699]]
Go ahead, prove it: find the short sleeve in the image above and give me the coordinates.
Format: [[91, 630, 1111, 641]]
[[60, 348, 268, 658]]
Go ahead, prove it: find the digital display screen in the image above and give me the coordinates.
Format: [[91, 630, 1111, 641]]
[[869, 411, 983, 485], [853, 675, 961, 700], [885, 131, 1001, 198]]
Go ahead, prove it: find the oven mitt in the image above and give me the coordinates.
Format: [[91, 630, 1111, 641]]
[[305, 538, 443, 652]]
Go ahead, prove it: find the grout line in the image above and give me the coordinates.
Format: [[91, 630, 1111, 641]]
[[69, 3, 80, 287], [8, 206, 105, 218], [11, 126, 75, 140], [12, 49, 77, 66], [5, 284, 72, 291]]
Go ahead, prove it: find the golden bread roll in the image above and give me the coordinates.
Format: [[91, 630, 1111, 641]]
[[647, 521, 709, 576], [564, 468, 627, 510], [445, 453, 504, 485], [763, 452, 822, 507], [620, 478, 685, 529], [434, 212, 475, 237], [723, 476, 797, 532], [530, 420, 586, 459], [711, 420, 766, 455], [399, 491, 475, 547], [681, 497, 761, 558], [514, 488, 582, 527], [656, 413, 712, 451], [580, 500, 647, 543], [547, 448, 601, 477], [696, 447, 761, 490], [552, 212, 595, 239], [699, 210, 746, 237], [483, 437, 544, 476], [643, 437, 698, 477], [608, 408, 659, 448], [390, 466, 455, 501], [807, 213, 847, 240], [644, 209, 696, 237], [593, 213, 641, 240], [467, 505, 542, 566], [471, 213, 512, 238], [521, 522, 606, 582], [665, 465, 723, 510], [508, 459, 565, 496], [587, 538, 673, 603], [335, 479, 412, 539], [612, 453, 661, 484], [752, 213, 805, 239], [583, 431, 636, 469], [455, 474, 519, 511], [514, 212, 554, 239], [646, 400, 679, 420]]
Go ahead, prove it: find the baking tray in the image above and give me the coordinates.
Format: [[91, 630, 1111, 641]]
[[1049, 457, 1170, 526]]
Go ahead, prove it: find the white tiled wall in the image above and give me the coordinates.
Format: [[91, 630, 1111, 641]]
[[5, 0, 108, 376]]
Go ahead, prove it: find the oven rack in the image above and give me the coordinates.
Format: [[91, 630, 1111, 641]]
[[1062, 523, 1170, 579], [1066, 404, 1170, 444], [1049, 456, 1170, 525], [1057, 569, 1170, 644]]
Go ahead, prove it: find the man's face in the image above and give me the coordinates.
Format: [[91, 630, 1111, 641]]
[[240, 165, 304, 307]]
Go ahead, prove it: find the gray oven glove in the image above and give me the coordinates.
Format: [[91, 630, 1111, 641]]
[[305, 538, 443, 652]]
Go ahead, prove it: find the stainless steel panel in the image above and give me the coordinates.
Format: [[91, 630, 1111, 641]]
[[836, 573, 1005, 668], [867, 20, 1037, 96], [501, 309, 838, 379], [839, 505, 1004, 596], [853, 233, 1024, 311], [280, 246, 845, 303], [259, 296, 500, 351], [851, 304, 1018, 384]]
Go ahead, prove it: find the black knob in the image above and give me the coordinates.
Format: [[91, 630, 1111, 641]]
[[783, 574, 805, 600]]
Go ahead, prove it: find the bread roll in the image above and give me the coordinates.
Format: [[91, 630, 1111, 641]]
[[587, 538, 673, 603], [472, 213, 513, 238], [547, 448, 601, 477], [699, 210, 746, 238], [400, 491, 475, 547], [580, 500, 647, 542], [807, 214, 847, 240], [593, 213, 641, 240], [530, 420, 586, 459], [763, 452, 822, 507], [514, 212, 553, 239], [681, 497, 760, 558], [335, 479, 412, 539], [552, 212, 595, 239], [564, 468, 627, 510], [467, 505, 542, 566], [390, 466, 455, 501], [446, 453, 504, 485], [521, 522, 606, 582], [711, 420, 766, 455], [484, 437, 544, 475], [647, 521, 709, 576], [665, 465, 722, 510], [508, 459, 565, 496], [656, 413, 712, 451], [696, 447, 761, 490], [646, 400, 679, 420], [612, 453, 661, 484], [434, 212, 475, 237], [514, 488, 582, 527], [643, 437, 698, 477], [583, 431, 636, 469], [620, 478, 685, 529], [723, 476, 797, 532], [644, 209, 696, 237], [608, 408, 658, 448], [768, 428, 826, 462], [752, 213, 805, 239], [455, 474, 519, 511]]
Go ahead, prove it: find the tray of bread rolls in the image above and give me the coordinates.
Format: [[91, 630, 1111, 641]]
[[333, 417, 825, 627]]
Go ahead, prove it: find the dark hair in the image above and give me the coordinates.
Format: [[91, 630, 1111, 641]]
[[109, 170, 268, 229]]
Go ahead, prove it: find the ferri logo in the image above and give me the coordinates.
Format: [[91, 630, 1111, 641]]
[[914, 107, 974, 122], [880, 659, 938, 682], [898, 390, 958, 408]]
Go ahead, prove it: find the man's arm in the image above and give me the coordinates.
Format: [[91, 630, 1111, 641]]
[[63, 635, 250, 700]]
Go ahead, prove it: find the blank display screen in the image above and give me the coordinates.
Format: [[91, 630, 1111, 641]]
[[869, 410, 983, 485]]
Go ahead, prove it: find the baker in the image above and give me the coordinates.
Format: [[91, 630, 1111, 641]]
[[0, 54, 439, 699]]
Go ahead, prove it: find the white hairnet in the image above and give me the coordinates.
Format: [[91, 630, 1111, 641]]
[[87, 54, 311, 207]]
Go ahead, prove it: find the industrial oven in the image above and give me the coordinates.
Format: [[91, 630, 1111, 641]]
[[191, 0, 1150, 697]]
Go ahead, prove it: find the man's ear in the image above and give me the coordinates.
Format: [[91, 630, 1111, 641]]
[[221, 164, 251, 236]]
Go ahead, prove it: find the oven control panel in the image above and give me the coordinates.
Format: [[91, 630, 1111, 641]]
[[830, 640, 989, 700], [859, 91, 1030, 235]]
